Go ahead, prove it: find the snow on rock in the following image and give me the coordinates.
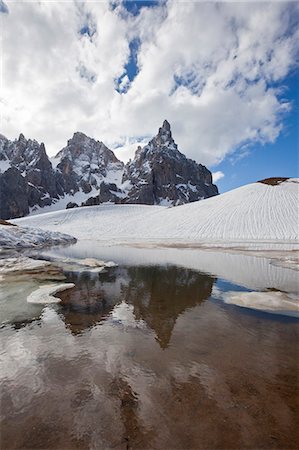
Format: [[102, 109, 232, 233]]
[[1, 122, 219, 219], [222, 290, 298, 317], [0, 224, 76, 249], [78, 258, 117, 267], [27, 283, 75, 304], [0, 256, 65, 280], [121, 120, 218, 205], [47, 256, 118, 273], [0, 158, 11, 173], [0, 256, 47, 273], [28, 187, 100, 216], [15, 179, 298, 248]]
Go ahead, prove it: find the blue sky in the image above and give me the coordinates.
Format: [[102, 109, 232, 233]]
[[1, 0, 298, 193], [121, 1, 161, 16], [118, 1, 299, 193], [118, 1, 298, 192], [214, 72, 298, 192]]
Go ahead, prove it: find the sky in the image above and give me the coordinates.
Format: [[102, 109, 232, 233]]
[[0, 0, 298, 192]]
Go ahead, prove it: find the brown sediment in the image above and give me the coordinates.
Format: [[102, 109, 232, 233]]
[[0, 219, 17, 226], [1, 265, 298, 450], [257, 177, 289, 185]]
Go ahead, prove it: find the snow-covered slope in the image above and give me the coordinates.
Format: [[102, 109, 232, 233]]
[[151, 178, 298, 242], [14, 179, 298, 248]]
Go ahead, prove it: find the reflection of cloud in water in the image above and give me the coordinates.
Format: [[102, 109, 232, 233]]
[[1, 251, 298, 448], [47, 265, 215, 343], [1, 290, 298, 449], [57, 269, 122, 334], [48, 241, 299, 293]]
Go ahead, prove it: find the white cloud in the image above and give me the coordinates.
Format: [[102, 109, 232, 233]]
[[212, 171, 225, 183], [1, 1, 298, 167]]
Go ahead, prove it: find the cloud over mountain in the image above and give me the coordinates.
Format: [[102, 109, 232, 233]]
[[1, 1, 298, 166]]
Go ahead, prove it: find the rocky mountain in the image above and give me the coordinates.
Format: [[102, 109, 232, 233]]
[[53, 132, 124, 195], [0, 132, 125, 219], [122, 120, 218, 205], [0, 121, 218, 219], [0, 134, 64, 219]]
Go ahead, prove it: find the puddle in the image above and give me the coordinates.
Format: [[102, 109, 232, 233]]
[[0, 244, 298, 449]]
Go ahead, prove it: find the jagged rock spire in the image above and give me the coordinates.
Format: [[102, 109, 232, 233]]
[[122, 119, 218, 205], [153, 119, 174, 147], [158, 119, 171, 136], [162, 119, 171, 131]]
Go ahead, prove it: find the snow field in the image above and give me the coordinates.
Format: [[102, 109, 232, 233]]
[[14, 179, 298, 247]]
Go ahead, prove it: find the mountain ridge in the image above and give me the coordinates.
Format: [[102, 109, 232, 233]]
[[0, 121, 218, 219]]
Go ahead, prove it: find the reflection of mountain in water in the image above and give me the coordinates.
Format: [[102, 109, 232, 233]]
[[58, 269, 121, 334], [121, 266, 215, 348], [58, 265, 215, 341], [10, 265, 215, 339], [109, 376, 153, 449]]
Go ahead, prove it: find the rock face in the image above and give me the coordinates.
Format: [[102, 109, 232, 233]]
[[54, 132, 124, 195], [0, 132, 125, 219], [0, 122, 218, 219], [0, 167, 29, 219], [122, 120, 218, 205], [0, 134, 62, 219]]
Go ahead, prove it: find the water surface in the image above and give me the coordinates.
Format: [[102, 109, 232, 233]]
[[0, 245, 298, 449]]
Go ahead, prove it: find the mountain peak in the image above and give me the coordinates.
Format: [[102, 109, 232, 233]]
[[1, 124, 219, 219], [69, 131, 90, 143], [123, 119, 218, 206], [157, 119, 171, 137], [162, 119, 171, 131], [154, 120, 174, 148]]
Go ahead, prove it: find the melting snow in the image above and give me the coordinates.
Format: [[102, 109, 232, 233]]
[[0, 224, 76, 249], [15, 179, 299, 249], [222, 290, 298, 317], [27, 283, 75, 304]]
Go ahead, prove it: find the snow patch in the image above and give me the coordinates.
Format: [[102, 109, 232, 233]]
[[0, 224, 76, 249], [0, 159, 11, 173], [29, 187, 99, 215], [0, 256, 65, 281], [27, 283, 75, 304], [222, 290, 299, 316]]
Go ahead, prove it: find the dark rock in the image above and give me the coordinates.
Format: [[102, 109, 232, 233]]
[[0, 122, 219, 219], [0, 134, 62, 218], [66, 202, 79, 209], [81, 196, 100, 207], [81, 182, 121, 206], [55, 132, 124, 195], [0, 167, 29, 219], [0, 219, 17, 226], [122, 120, 218, 205]]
